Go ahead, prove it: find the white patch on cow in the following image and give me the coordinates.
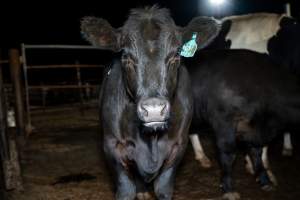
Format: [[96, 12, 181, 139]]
[[223, 13, 287, 53], [282, 132, 293, 156], [262, 146, 278, 186], [245, 155, 255, 175], [189, 134, 212, 168], [262, 146, 268, 167]]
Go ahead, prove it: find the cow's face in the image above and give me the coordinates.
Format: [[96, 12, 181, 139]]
[[121, 13, 181, 133], [81, 7, 220, 132]]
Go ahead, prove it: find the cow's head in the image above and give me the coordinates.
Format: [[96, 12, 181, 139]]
[[81, 6, 220, 132]]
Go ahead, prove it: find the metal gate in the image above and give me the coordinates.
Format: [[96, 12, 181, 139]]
[[21, 44, 104, 134]]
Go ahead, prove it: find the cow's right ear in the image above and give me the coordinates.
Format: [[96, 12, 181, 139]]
[[81, 17, 121, 52], [182, 17, 221, 50]]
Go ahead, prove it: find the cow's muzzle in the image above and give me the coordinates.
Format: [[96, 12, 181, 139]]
[[137, 97, 170, 131]]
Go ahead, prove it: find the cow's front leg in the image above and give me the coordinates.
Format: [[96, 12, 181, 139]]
[[114, 168, 136, 200], [104, 142, 136, 200], [218, 151, 240, 200], [215, 127, 240, 200], [135, 176, 152, 200], [154, 166, 176, 200]]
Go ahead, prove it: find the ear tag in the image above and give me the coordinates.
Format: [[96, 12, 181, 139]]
[[180, 33, 198, 58]]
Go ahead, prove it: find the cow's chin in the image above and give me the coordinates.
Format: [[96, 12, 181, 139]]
[[141, 121, 168, 133]]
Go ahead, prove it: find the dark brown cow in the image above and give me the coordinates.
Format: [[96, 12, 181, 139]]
[[81, 6, 220, 200]]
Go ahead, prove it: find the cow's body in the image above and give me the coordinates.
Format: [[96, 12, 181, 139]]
[[187, 49, 300, 199], [191, 13, 300, 175], [81, 6, 220, 200], [100, 59, 193, 199]]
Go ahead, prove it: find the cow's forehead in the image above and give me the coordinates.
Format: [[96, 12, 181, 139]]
[[122, 7, 179, 53], [123, 30, 178, 59], [123, 6, 175, 29], [122, 22, 179, 57]]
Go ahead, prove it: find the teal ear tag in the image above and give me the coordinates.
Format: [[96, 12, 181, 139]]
[[180, 33, 198, 58]]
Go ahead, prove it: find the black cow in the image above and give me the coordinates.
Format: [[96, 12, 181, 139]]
[[81, 6, 220, 200], [186, 49, 300, 200], [268, 17, 300, 75], [191, 13, 300, 184]]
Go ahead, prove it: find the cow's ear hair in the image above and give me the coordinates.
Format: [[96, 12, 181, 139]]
[[182, 17, 221, 50], [81, 16, 121, 52]]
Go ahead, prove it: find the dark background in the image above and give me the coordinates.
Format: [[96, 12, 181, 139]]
[[0, 0, 299, 49]]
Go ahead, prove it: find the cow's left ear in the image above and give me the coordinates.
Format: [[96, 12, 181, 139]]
[[182, 17, 221, 50], [81, 16, 122, 52]]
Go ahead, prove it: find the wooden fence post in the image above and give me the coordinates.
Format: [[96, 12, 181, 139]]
[[3, 49, 24, 192], [76, 60, 85, 115], [0, 153, 6, 200], [0, 49, 9, 159], [0, 49, 7, 200], [9, 49, 25, 136]]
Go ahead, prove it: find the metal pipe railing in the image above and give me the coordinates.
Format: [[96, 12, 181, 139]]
[[21, 44, 104, 135]]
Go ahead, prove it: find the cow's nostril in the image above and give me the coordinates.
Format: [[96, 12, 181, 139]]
[[160, 104, 167, 116], [141, 105, 149, 117]]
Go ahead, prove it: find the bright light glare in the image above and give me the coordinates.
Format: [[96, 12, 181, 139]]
[[209, 0, 225, 6]]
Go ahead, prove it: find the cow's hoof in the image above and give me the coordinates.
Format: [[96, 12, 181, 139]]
[[282, 149, 293, 157], [261, 184, 274, 192], [137, 192, 153, 200], [196, 156, 212, 168], [266, 170, 278, 186], [222, 192, 240, 200]]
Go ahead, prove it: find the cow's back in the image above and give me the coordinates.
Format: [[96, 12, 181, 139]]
[[222, 13, 286, 53], [187, 49, 300, 128]]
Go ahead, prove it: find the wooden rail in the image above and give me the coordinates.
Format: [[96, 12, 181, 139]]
[[0, 60, 8, 64], [23, 44, 102, 50], [27, 64, 104, 69], [28, 85, 98, 90]]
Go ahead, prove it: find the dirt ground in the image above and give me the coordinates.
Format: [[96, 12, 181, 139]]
[[8, 106, 300, 200]]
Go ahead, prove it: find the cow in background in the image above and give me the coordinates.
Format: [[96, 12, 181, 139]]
[[187, 49, 300, 200], [190, 13, 300, 185], [215, 13, 288, 53]]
